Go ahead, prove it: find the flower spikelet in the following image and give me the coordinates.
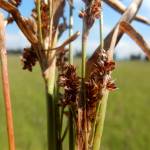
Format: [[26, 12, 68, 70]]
[[86, 49, 116, 121], [58, 65, 80, 107], [21, 48, 37, 72]]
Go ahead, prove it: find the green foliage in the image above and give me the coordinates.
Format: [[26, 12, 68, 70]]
[[0, 56, 150, 150]]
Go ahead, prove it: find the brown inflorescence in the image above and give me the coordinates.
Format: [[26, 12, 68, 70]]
[[91, 0, 101, 19], [21, 48, 38, 72], [86, 49, 116, 122], [58, 64, 80, 108], [85, 79, 102, 122], [57, 49, 116, 122], [79, 0, 101, 28]]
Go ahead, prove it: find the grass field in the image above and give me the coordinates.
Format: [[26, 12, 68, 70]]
[[0, 55, 150, 150]]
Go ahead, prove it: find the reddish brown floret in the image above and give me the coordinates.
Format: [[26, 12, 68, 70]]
[[58, 65, 80, 107], [21, 48, 37, 72]]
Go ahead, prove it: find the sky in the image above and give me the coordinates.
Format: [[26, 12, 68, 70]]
[[0, 0, 150, 59]]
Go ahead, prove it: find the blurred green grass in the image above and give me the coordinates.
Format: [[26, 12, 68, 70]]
[[0, 55, 150, 150]]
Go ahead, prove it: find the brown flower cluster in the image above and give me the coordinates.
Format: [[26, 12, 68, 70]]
[[21, 48, 38, 72], [91, 0, 101, 19], [79, 0, 101, 28], [86, 49, 116, 121], [85, 79, 101, 121], [58, 65, 80, 107], [57, 49, 116, 122]]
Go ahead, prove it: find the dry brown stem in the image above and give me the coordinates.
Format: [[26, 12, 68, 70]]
[[0, 13, 16, 150]]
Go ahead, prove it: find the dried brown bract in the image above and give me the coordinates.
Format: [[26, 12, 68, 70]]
[[58, 65, 80, 107], [21, 47, 38, 72]]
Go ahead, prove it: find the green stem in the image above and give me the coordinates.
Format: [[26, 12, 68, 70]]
[[81, 20, 87, 80], [89, 99, 101, 147], [46, 18, 59, 149], [54, 86, 62, 150], [100, 8, 103, 50], [37, 0, 43, 46], [69, 108, 74, 150], [60, 106, 64, 135], [48, 0, 53, 49], [93, 3, 108, 150], [46, 89, 55, 150], [68, 1, 74, 150], [80, 17, 88, 150], [93, 90, 109, 150], [61, 120, 69, 142], [69, 1, 74, 64], [46, 39, 57, 150], [46, 79, 56, 150]]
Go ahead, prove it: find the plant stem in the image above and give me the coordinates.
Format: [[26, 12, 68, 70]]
[[100, 2, 104, 50], [37, 0, 43, 46], [0, 13, 16, 150], [48, 0, 53, 49], [93, 3, 109, 150], [77, 17, 88, 150], [46, 86, 56, 150], [45, 30, 58, 150], [93, 3, 108, 150], [68, 1, 75, 150], [55, 86, 62, 150], [60, 107, 64, 134], [82, 24, 88, 150], [93, 90, 109, 150], [61, 120, 69, 142], [69, 0, 73, 64], [89, 98, 101, 147], [81, 20, 87, 80], [69, 108, 74, 150], [46, 60, 57, 150]]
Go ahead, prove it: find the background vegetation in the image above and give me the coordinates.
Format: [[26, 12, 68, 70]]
[[0, 55, 149, 150]]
